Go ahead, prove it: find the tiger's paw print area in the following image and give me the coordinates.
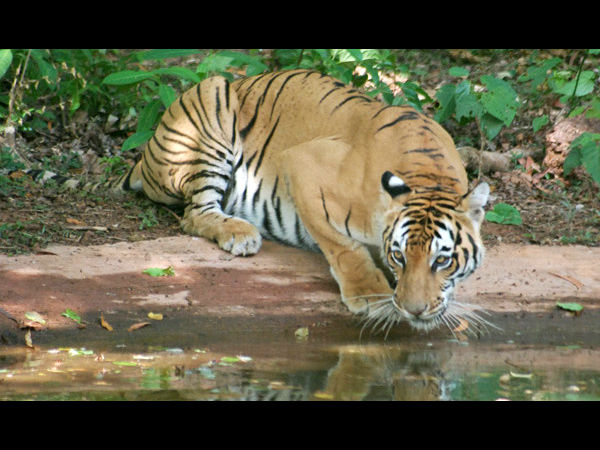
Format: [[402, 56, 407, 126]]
[[1, 236, 600, 349]]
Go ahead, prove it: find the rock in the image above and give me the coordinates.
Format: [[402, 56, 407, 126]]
[[543, 116, 600, 180]]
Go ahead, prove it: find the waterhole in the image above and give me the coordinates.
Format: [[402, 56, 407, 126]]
[[2, 333, 599, 401]]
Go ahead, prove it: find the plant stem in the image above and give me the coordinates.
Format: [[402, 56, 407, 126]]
[[569, 49, 588, 108]]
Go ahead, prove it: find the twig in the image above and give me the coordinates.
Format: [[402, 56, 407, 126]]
[[474, 115, 487, 184], [64, 225, 109, 232]]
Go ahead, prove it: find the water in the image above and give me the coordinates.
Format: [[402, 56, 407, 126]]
[[2, 336, 599, 401]]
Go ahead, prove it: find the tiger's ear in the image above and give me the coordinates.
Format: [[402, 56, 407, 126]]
[[381, 171, 411, 198], [463, 182, 490, 225]]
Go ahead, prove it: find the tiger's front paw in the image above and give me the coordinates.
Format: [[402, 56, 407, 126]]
[[216, 218, 262, 256], [338, 273, 393, 315], [181, 216, 262, 256]]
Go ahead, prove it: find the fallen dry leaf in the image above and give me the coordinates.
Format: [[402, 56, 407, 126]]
[[548, 272, 584, 290], [148, 312, 163, 321], [66, 217, 86, 226], [128, 322, 151, 332], [24, 329, 33, 348], [100, 313, 113, 331]]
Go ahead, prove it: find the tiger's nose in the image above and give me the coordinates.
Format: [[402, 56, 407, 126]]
[[403, 303, 428, 317]]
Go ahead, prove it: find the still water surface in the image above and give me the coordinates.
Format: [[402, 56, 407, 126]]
[[1, 335, 599, 400]]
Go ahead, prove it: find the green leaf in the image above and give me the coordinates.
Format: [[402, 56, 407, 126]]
[[135, 49, 201, 61], [556, 302, 583, 313], [121, 130, 154, 152], [137, 99, 162, 132], [61, 308, 82, 324], [518, 57, 561, 89], [216, 51, 267, 76], [564, 132, 600, 185], [589, 49, 600, 55], [0, 49, 13, 80], [197, 53, 235, 75], [158, 84, 177, 108], [143, 266, 175, 277], [449, 66, 470, 77], [102, 70, 156, 85], [454, 81, 481, 123], [585, 98, 600, 119], [480, 113, 505, 140], [30, 49, 57, 84], [532, 115, 549, 132], [550, 70, 595, 98], [153, 67, 201, 83], [485, 203, 522, 225], [434, 84, 457, 123], [480, 75, 519, 127]]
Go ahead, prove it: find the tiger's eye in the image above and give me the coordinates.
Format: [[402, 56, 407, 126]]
[[435, 255, 449, 265], [391, 250, 405, 266]]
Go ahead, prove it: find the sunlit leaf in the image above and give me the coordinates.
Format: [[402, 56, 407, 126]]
[[62, 308, 82, 324], [143, 266, 175, 277]]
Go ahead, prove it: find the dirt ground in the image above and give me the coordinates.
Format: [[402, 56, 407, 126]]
[[1, 233, 600, 350]]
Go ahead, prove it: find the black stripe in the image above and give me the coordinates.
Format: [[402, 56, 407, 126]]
[[376, 111, 420, 133], [319, 87, 340, 104], [269, 71, 305, 120], [320, 188, 330, 224], [344, 207, 352, 238], [372, 105, 394, 119], [224, 80, 230, 110], [294, 214, 303, 246], [252, 178, 263, 210], [183, 169, 230, 186], [262, 201, 274, 239], [178, 97, 202, 135], [190, 185, 225, 197], [467, 233, 479, 266], [253, 115, 280, 176], [331, 95, 367, 113]]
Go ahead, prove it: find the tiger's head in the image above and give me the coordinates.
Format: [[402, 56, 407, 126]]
[[371, 171, 490, 333]]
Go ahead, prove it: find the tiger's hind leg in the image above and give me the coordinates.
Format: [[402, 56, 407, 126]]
[[170, 77, 262, 256]]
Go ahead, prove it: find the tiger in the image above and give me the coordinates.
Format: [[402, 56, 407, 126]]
[[112, 68, 490, 333]]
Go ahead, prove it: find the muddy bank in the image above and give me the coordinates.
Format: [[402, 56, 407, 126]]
[[1, 237, 600, 349]]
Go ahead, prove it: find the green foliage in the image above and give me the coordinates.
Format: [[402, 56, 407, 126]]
[[564, 132, 600, 186], [485, 202, 523, 225], [435, 70, 519, 140]]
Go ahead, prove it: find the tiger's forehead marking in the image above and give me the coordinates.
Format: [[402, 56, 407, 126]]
[[390, 215, 455, 254], [429, 219, 454, 254]]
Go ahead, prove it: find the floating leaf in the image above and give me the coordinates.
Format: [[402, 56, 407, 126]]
[[220, 356, 240, 363], [68, 348, 94, 356], [556, 302, 584, 314], [100, 313, 113, 331], [113, 361, 138, 367], [62, 308, 82, 324], [142, 266, 175, 277], [147, 312, 163, 321], [294, 327, 309, 340], [509, 371, 533, 379]]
